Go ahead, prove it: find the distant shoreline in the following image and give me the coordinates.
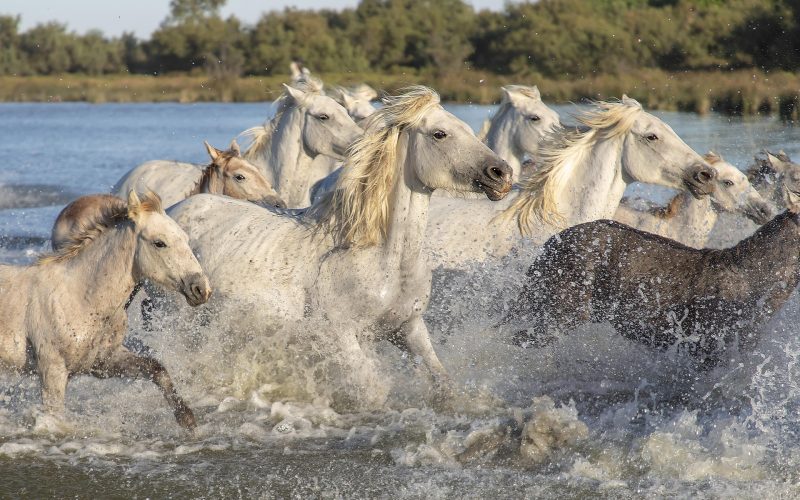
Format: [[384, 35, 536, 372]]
[[1, 70, 798, 119]]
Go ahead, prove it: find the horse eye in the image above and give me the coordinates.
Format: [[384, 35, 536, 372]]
[[153, 240, 167, 249], [645, 133, 659, 141], [317, 114, 329, 121], [234, 174, 246, 182], [432, 130, 447, 140], [528, 115, 540, 122], [723, 180, 734, 187]]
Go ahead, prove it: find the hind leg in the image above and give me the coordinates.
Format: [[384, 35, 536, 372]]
[[91, 347, 196, 429]]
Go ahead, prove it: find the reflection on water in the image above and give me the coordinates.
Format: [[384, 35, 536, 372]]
[[2, 102, 800, 497]]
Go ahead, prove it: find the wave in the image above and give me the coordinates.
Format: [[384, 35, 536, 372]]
[[0, 184, 80, 210]]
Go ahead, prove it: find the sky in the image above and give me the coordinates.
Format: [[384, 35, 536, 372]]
[[2, 0, 505, 37]]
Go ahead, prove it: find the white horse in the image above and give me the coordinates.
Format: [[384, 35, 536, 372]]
[[165, 86, 512, 407], [109, 139, 283, 209], [424, 96, 717, 268], [240, 82, 363, 207], [307, 85, 378, 197], [480, 85, 561, 182], [0, 191, 211, 428], [614, 152, 775, 248]]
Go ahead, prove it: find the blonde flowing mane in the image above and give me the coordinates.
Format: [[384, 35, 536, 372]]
[[39, 192, 162, 264], [497, 99, 643, 234], [312, 86, 440, 247], [240, 80, 324, 163]]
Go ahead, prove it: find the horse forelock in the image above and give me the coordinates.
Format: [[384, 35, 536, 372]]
[[496, 100, 641, 234], [312, 86, 440, 247]]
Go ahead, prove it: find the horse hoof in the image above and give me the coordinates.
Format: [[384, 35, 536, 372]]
[[174, 403, 197, 430]]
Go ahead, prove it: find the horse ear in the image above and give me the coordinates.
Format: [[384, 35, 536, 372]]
[[704, 151, 722, 164], [766, 151, 791, 172], [340, 90, 356, 110], [204, 141, 220, 161], [283, 83, 307, 105], [529, 85, 541, 101], [229, 139, 241, 156], [621, 94, 641, 107], [127, 190, 143, 224], [500, 86, 525, 107]]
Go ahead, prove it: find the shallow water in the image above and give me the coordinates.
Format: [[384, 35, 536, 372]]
[[2, 102, 800, 498]]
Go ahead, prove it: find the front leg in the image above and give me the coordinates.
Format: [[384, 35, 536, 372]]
[[91, 347, 196, 429], [389, 315, 452, 399], [38, 354, 69, 415]]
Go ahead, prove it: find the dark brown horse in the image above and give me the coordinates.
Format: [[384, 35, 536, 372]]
[[501, 207, 800, 368]]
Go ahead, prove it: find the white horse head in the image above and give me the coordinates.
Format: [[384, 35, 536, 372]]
[[202, 140, 284, 207], [317, 86, 512, 246], [501, 96, 716, 233], [485, 85, 560, 181], [616, 96, 715, 194], [126, 191, 211, 306], [704, 152, 775, 224], [282, 83, 363, 160]]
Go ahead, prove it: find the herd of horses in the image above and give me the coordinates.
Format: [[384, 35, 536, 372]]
[[2, 67, 800, 429]]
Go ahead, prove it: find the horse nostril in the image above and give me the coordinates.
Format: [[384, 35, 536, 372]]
[[192, 283, 203, 298], [486, 165, 506, 182], [695, 169, 714, 183]]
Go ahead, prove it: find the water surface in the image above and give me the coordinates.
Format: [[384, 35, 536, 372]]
[[1, 102, 800, 498]]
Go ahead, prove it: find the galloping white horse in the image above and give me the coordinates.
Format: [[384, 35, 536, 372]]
[[480, 85, 561, 182], [166, 87, 512, 406], [241, 81, 363, 207], [425, 96, 717, 267], [0, 191, 211, 428], [111, 139, 283, 210], [614, 152, 775, 248]]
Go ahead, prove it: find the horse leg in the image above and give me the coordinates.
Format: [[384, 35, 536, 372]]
[[389, 315, 452, 399], [38, 353, 69, 415], [91, 347, 196, 429]]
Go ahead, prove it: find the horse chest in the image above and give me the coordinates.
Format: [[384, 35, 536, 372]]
[[314, 252, 430, 325], [49, 306, 127, 371]]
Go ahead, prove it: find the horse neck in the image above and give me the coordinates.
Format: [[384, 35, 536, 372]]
[[61, 225, 137, 315], [267, 109, 314, 198], [191, 164, 224, 196], [725, 211, 800, 286], [485, 109, 522, 180], [382, 134, 429, 268], [668, 193, 716, 247], [556, 134, 626, 225]]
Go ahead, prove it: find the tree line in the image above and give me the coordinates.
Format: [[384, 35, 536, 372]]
[[1, 0, 799, 79]]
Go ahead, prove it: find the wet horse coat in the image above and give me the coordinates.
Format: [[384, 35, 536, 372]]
[[503, 210, 800, 367]]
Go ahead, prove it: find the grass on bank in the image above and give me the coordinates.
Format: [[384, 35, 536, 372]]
[[1, 69, 798, 119]]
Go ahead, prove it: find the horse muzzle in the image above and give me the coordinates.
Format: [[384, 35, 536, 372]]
[[181, 273, 212, 306], [256, 195, 286, 209], [742, 197, 777, 225], [684, 163, 717, 198], [474, 159, 513, 201]]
